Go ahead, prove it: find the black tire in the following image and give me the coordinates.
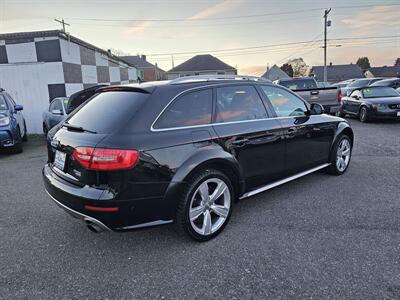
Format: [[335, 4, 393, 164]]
[[13, 127, 23, 153], [22, 121, 28, 142], [43, 123, 48, 138], [359, 106, 369, 123], [326, 134, 352, 175], [176, 169, 234, 242]]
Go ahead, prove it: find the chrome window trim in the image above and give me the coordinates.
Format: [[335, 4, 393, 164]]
[[150, 82, 283, 132]]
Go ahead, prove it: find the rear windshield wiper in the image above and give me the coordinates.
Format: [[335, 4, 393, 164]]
[[63, 122, 97, 134]]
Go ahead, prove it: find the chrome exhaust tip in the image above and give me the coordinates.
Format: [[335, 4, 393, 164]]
[[84, 219, 105, 233]]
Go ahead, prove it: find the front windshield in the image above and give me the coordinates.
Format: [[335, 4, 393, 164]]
[[349, 79, 370, 87], [0, 95, 8, 111], [362, 87, 399, 98]]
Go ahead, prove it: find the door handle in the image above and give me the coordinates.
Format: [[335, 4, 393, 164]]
[[310, 90, 319, 95]]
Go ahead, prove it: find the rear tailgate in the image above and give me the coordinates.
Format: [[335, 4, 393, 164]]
[[293, 87, 339, 113]]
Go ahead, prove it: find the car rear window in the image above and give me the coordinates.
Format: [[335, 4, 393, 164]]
[[66, 91, 148, 133], [278, 79, 317, 90]]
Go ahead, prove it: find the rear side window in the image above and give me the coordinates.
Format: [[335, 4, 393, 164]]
[[215, 85, 267, 123], [154, 89, 212, 129], [260, 86, 308, 117], [278, 79, 317, 90], [66, 91, 148, 134]]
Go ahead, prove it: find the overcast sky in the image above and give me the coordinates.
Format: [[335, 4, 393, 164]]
[[1, 0, 399, 75]]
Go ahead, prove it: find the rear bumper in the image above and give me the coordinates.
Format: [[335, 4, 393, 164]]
[[42, 164, 174, 231], [323, 104, 340, 114], [46, 190, 111, 232]]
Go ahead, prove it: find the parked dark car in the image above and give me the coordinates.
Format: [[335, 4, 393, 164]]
[[0, 88, 27, 153], [338, 86, 400, 122], [341, 77, 383, 96], [42, 97, 69, 136], [43, 76, 354, 241], [370, 78, 400, 89], [42, 85, 108, 136]]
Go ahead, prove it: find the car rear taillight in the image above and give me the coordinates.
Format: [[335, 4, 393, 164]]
[[73, 147, 139, 170], [338, 89, 343, 104]]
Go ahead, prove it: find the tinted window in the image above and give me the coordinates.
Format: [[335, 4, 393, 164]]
[[261, 86, 308, 117], [0, 95, 8, 111], [278, 79, 317, 90], [361, 87, 399, 98], [154, 89, 212, 129], [67, 91, 148, 134], [215, 85, 267, 123]]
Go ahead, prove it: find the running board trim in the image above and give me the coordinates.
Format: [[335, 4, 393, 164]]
[[240, 163, 331, 199]]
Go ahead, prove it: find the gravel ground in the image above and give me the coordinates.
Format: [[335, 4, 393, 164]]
[[0, 119, 399, 299]]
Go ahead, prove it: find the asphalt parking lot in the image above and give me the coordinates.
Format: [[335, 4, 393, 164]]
[[1, 118, 400, 299]]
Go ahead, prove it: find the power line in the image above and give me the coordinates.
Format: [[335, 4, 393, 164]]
[[146, 35, 400, 57], [59, 3, 400, 22]]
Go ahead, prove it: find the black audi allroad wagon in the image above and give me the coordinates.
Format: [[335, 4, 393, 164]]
[[43, 76, 354, 241]]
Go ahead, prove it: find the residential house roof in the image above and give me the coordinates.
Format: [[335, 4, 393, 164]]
[[366, 66, 400, 78], [168, 54, 236, 73], [120, 55, 162, 70], [310, 64, 365, 82], [262, 64, 290, 81]]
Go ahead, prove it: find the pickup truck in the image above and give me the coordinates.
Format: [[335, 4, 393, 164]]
[[274, 77, 341, 114]]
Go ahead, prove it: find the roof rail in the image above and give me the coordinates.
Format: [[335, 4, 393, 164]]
[[170, 75, 270, 85]]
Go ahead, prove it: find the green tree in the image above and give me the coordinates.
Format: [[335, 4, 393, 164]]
[[356, 57, 371, 70], [287, 58, 308, 77], [280, 63, 294, 77], [395, 58, 400, 66]]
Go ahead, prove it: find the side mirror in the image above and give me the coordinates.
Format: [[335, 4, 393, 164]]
[[310, 103, 324, 115], [52, 109, 63, 115], [352, 95, 360, 100], [14, 104, 23, 111]]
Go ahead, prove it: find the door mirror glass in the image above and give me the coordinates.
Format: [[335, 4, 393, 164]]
[[310, 103, 324, 115], [52, 109, 63, 115], [14, 104, 23, 111]]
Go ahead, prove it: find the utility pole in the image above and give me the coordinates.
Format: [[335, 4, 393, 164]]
[[323, 8, 331, 82], [54, 18, 70, 32], [171, 55, 175, 69]]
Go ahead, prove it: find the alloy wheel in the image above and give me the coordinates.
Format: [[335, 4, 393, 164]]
[[336, 139, 351, 172], [189, 178, 231, 236]]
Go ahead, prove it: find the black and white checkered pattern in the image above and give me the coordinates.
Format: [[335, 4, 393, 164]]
[[0, 34, 138, 99]]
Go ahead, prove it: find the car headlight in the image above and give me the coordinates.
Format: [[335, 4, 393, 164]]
[[0, 116, 10, 126]]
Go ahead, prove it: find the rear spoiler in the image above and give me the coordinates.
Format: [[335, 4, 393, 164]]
[[97, 85, 152, 94]]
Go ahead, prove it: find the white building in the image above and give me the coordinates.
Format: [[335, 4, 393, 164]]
[[0, 30, 139, 133]]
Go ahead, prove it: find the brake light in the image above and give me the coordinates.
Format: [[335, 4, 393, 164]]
[[73, 147, 139, 170], [338, 89, 343, 104]]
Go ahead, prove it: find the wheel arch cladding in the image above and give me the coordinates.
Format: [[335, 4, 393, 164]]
[[334, 122, 354, 147], [162, 147, 245, 220]]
